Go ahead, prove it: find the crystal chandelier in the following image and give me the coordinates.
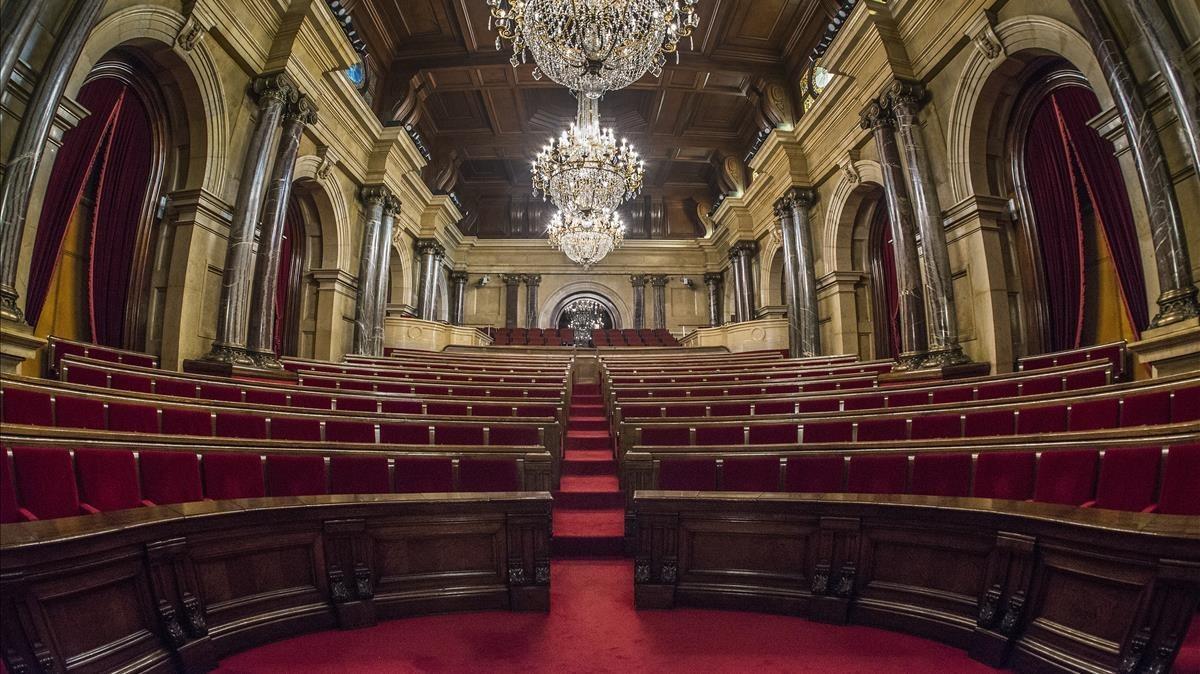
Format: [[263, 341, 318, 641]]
[[532, 96, 644, 217], [487, 0, 700, 98], [547, 208, 626, 268]]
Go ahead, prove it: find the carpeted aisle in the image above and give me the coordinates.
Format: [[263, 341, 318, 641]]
[[215, 559, 999, 673]]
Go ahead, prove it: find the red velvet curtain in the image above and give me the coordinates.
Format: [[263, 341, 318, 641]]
[[869, 202, 900, 358], [273, 198, 305, 355]]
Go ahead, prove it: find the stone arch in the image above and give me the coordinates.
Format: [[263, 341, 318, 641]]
[[538, 280, 629, 329], [388, 232, 415, 310], [765, 244, 785, 307], [823, 160, 885, 274], [292, 156, 350, 270]]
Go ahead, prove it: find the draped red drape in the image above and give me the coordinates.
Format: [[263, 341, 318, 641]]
[[25, 76, 154, 347], [869, 202, 900, 359]]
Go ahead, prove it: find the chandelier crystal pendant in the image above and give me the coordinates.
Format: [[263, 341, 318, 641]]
[[487, 0, 700, 98], [532, 96, 644, 216], [546, 208, 626, 269]]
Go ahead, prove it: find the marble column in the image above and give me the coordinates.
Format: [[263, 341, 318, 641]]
[[449, 272, 468, 325], [203, 73, 297, 364], [415, 239, 444, 322], [502, 274, 521, 328], [370, 196, 401, 352], [888, 81, 970, 367], [246, 95, 317, 368], [704, 272, 724, 327], [1112, 0, 1200, 325], [0, 0, 106, 322], [728, 249, 746, 323], [351, 186, 390, 355], [776, 188, 821, 358], [630, 275, 647, 330], [729, 241, 759, 323], [523, 274, 541, 328], [651, 275, 669, 330], [861, 99, 928, 369], [0, 0, 38, 97]]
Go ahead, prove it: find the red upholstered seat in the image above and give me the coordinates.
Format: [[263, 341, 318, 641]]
[[336, 397, 378, 413], [887, 391, 930, 408], [244, 389, 288, 406], [665, 404, 705, 418], [846, 454, 909, 494], [973, 452, 1036, 500], [911, 453, 972, 497], [459, 458, 521, 492], [291, 393, 334, 410], [842, 394, 884, 412], [695, 425, 745, 447], [215, 412, 267, 439], [1085, 446, 1160, 512], [380, 399, 422, 414], [63, 363, 108, 387], [658, 458, 717, 490], [107, 402, 159, 433], [74, 448, 149, 512], [909, 414, 962, 440], [202, 453, 264, 499], [160, 408, 212, 436], [1069, 399, 1119, 431], [1020, 377, 1061, 396], [393, 457, 453, 493], [10, 447, 82, 519], [963, 410, 1016, 438], [1016, 405, 1067, 434], [139, 451, 203, 505], [722, 457, 781, 491], [270, 416, 322, 441], [54, 395, 106, 430], [640, 426, 691, 446], [381, 423, 429, 444], [0, 455, 24, 523], [802, 420, 853, 444], [747, 424, 798, 445], [199, 383, 242, 402], [976, 381, 1018, 401], [325, 420, 376, 444], [329, 455, 390, 494], [1064, 368, 1108, 390], [758, 400, 801, 415], [154, 378, 197, 398], [1, 386, 54, 422], [1171, 386, 1200, 422], [426, 402, 465, 416], [1032, 450, 1098, 506], [110, 372, 152, 393], [931, 387, 974, 405], [855, 418, 907, 442], [435, 425, 485, 446], [709, 403, 752, 417], [489, 426, 540, 446], [784, 455, 845, 493], [1158, 443, 1200, 516], [265, 454, 327, 496]]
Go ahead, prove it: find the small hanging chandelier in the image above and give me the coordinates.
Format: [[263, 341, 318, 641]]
[[546, 208, 626, 268], [487, 0, 701, 98]]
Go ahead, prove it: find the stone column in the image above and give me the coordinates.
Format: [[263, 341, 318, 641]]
[[888, 81, 970, 367], [1096, 0, 1200, 325], [630, 275, 647, 330], [246, 95, 317, 368], [351, 186, 390, 355], [727, 249, 746, 323], [449, 271, 468, 325], [861, 99, 928, 369], [502, 274, 521, 328], [776, 189, 821, 358], [0, 0, 38, 97], [704, 272, 724, 327], [0, 0, 107, 322], [523, 274, 541, 328], [729, 241, 758, 323], [370, 196, 401, 352], [651, 275, 669, 330], [415, 239, 445, 321], [202, 73, 297, 364]]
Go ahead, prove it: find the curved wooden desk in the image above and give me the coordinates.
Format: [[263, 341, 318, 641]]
[[632, 492, 1199, 674], [1, 493, 551, 673]]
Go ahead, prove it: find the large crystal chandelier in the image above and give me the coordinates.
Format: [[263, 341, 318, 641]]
[[532, 96, 644, 216], [487, 0, 700, 98], [546, 208, 626, 269]]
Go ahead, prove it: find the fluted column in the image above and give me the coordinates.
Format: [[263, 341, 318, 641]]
[[523, 274, 541, 328], [861, 100, 928, 369], [415, 240, 445, 321], [202, 73, 296, 364], [630, 275, 647, 330], [1081, 0, 1199, 326], [370, 196, 401, 352], [502, 274, 521, 328], [776, 189, 820, 358], [651, 275, 668, 330], [449, 272, 468, 325], [246, 95, 317, 367], [0, 0, 38, 97], [704, 272, 724, 327], [888, 81, 970, 367], [352, 186, 390, 355], [729, 241, 758, 323], [0, 0, 107, 322]]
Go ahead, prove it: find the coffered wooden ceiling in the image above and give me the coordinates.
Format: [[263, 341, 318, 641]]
[[348, 0, 840, 239]]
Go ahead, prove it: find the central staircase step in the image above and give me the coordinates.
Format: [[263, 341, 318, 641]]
[[569, 416, 608, 432], [553, 475, 623, 508], [566, 430, 611, 451], [562, 450, 617, 476], [552, 509, 626, 557]]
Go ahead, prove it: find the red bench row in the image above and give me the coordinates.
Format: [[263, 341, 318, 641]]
[[284, 359, 569, 384], [44, 336, 159, 377], [0, 446, 527, 523], [593, 329, 680, 347], [652, 443, 1200, 515], [1017, 340, 1127, 380], [489, 328, 576, 346]]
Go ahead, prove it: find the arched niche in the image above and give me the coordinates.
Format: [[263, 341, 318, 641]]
[[539, 281, 628, 329], [548, 291, 621, 330]]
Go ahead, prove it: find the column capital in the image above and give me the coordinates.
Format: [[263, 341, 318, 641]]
[[284, 94, 319, 125], [415, 238, 445, 257], [382, 194, 402, 216], [885, 79, 928, 116], [703, 272, 723, 286], [774, 188, 816, 217], [859, 98, 894, 131], [359, 184, 393, 208], [521, 273, 542, 287], [450, 271, 469, 284], [650, 275, 669, 287], [630, 274, 647, 288], [729, 240, 758, 260], [252, 71, 298, 107], [501, 273, 522, 287]]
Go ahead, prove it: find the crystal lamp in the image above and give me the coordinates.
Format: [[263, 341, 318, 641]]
[[532, 96, 644, 217], [546, 208, 626, 268], [487, 0, 700, 98]]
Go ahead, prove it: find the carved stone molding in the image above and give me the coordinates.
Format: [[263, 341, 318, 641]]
[[966, 10, 1004, 61]]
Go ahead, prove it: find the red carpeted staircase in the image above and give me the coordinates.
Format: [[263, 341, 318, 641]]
[[552, 382, 625, 557]]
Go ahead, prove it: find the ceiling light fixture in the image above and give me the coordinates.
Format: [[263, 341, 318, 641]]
[[546, 208, 626, 269]]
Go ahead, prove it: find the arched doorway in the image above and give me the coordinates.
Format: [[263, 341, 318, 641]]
[[867, 200, 900, 359], [273, 189, 323, 358], [552, 292, 618, 345], [1008, 66, 1148, 353]]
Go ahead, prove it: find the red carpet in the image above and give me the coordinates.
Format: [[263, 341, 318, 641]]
[[215, 559, 1001, 673], [553, 385, 625, 556]]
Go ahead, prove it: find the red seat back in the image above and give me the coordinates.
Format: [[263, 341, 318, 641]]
[[846, 454, 908, 494], [202, 453, 264, 499], [855, 418, 907, 442], [265, 455, 327, 496], [973, 452, 1035, 500], [329, 455, 391, 494], [489, 426, 540, 446], [1, 387, 53, 425], [1158, 443, 1200, 516], [802, 421, 852, 444], [458, 458, 521, 492], [784, 455, 844, 493], [910, 453, 972, 497], [435, 425, 485, 446], [721, 457, 780, 492], [325, 420, 376, 444], [1, 454, 25, 523], [658, 459, 717, 490], [909, 414, 962, 441], [139, 451, 203, 505], [75, 448, 144, 511], [270, 416, 322, 441], [1033, 450, 1098, 506], [1092, 446, 1160, 512], [1069, 399, 1119, 431], [215, 413, 267, 440], [55, 395, 106, 430], [393, 457, 453, 493], [10, 447, 81, 519], [160, 408, 212, 436], [107, 402, 159, 433]]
